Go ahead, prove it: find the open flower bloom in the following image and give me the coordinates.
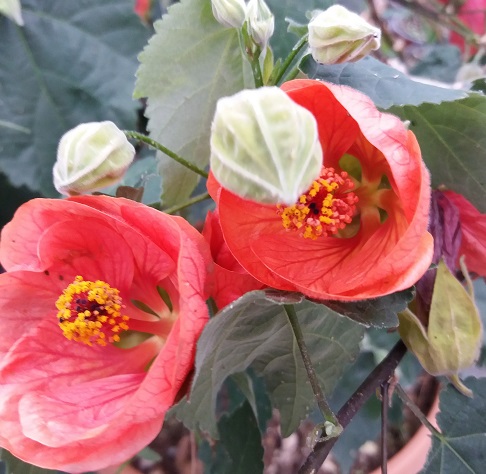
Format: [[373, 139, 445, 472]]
[[0, 195, 211, 472], [209, 79, 433, 300], [203, 210, 266, 309]]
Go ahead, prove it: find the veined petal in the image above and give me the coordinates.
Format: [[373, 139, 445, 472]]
[[443, 190, 486, 277]]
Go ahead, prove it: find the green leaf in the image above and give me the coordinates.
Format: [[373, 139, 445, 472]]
[[198, 400, 264, 474], [324, 288, 414, 328], [300, 55, 467, 109], [0, 449, 57, 474], [217, 401, 264, 474], [173, 291, 364, 438], [0, 0, 149, 196], [134, 0, 252, 206], [421, 377, 486, 474], [390, 96, 486, 212]]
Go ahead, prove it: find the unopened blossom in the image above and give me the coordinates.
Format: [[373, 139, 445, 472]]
[[246, 0, 274, 49], [0, 196, 211, 472], [400, 259, 482, 397], [308, 5, 381, 64], [53, 121, 135, 196], [210, 87, 322, 206], [209, 79, 433, 301], [211, 0, 246, 28]]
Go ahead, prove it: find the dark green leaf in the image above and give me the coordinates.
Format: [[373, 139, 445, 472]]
[[0, 450, 58, 474], [173, 291, 363, 438], [300, 55, 467, 109], [198, 400, 264, 474], [421, 377, 486, 474], [323, 288, 415, 328], [0, 0, 149, 196], [217, 401, 264, 474], [390, 96, 486, 212]]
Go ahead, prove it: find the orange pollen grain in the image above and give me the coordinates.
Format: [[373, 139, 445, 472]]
[[277, 167, 358, 240], [55, 275, 129, 347]]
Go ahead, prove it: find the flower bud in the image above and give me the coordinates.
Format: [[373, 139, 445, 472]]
[[0, 0, 24, 26], [246, 0, 275, 49], [399, 260, 482, 395], [308, 5, 381, 65], [53, 121, 135, 196], [210, 87, 322, 205], [211, 0, 246, 29]]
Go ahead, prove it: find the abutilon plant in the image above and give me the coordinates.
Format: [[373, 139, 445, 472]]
[[209, 79, 434, 301]]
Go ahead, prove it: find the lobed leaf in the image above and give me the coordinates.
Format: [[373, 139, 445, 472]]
[[172, 291, 363, 438], [323, 288, 414, 328], [300, 55, 467, 109], [391, 96, 486, 213], [0, 0, 148, 196], [421, 377, 486, 474]]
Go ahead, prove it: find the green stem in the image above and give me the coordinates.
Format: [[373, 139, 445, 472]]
[[162, 192, 211, 215], [270, 34, 308, 86], [123, 131, 208, 179], [284, 304, 340, 430], [394, 383, 443, 439], [249, 49, 264, 88]]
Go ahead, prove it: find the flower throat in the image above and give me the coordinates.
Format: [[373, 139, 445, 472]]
[[55, 276, 129, 346], [277, 167, 358, 240]]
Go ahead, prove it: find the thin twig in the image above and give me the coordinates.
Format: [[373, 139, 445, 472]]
[[162, 192, 211, 214], [270, 34, 309, 86], [123, 130, 208, 179], [381, 380, 390, 474], [299, 340, 408, 474]]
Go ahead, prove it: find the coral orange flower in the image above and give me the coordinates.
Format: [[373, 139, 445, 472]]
[[0, 195, 211, 472], [203, 210, 266, 310], [208, 79, 433, 301]]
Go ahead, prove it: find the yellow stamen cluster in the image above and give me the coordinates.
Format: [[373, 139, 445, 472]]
[[55, 276, 129, 347], [278, 167, 358, 240]]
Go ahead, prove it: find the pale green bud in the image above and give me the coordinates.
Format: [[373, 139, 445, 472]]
[[53, 121, 135, 196], [399, 260, 483, 396], [246, 0, 275, 49], [0, 0, 24, 26], [210, 87, 322, 206], [211, 0, 246, 29], [308, 5, 381, 65]]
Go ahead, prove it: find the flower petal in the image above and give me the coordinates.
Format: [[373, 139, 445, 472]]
[[443, 190, 486, 277]]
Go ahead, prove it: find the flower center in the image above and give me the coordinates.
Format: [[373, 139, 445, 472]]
[[277, 167, 358, 240], [55, 275, 129, 347]]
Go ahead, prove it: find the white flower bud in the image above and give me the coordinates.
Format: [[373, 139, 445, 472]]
[[308, 5, 381, 65], [211, 0, 246, 29], [53, 121, 135, 196], [0, 0, 24, 26], [210, 87, 322, 205], [246, 0, 275, 49]]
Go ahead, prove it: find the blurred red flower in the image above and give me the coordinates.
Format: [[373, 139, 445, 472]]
[[209, 79, 433, 301], [134, 0, 151, 21], [440, 0, 486, 52], [0, 195, 211, 472], [442, 190, 486, 276]]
